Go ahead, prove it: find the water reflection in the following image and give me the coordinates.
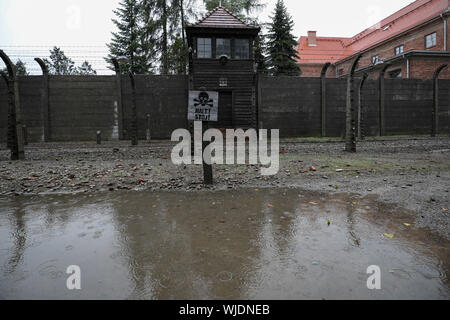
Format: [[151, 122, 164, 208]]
[[0, 189, 448, 300]]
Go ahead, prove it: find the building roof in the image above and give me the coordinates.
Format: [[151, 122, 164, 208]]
[[187, 6, 259, 29], [297, 36, 352, 63], [297, 0, 449, 64]]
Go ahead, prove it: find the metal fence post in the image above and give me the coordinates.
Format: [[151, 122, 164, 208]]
[[0, 50, 25, 160], [202, 121, 213, 185]]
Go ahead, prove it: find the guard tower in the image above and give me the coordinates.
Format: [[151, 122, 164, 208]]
[[186, 6, 260, 130]]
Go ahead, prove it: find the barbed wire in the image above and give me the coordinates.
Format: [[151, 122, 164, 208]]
[[0, 45, 113, 75]]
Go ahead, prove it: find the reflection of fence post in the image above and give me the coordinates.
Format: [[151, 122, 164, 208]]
[[111, 58, 124, 140], [345, 53, 362, 152], [320, 63, 331, 137], [129, 71, 138, 146], [34, 58, 50, 142], [358, 73, 369, 140], [0, 50, 24, 160], [432, 64, 448, 137], [378, 64, 391, 137]]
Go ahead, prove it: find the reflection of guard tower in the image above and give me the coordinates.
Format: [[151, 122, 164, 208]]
[[186, 6, 260, 130]]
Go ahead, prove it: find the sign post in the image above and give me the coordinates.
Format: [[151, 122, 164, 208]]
[[188, 90, 219, 185]]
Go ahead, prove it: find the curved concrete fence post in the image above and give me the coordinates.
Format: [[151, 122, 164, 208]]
[[320, 62, 331, 137], [432, 64, 448, 137], [129, 71, 138, 146], [34, 58, 50, 142], [345, 53, 362, 152], [111, 58, 125, 140], [0, 49, 24, 160], [378, 63, 391, 137], [0, 70, 12, 149], [358, 73, 369, 140]]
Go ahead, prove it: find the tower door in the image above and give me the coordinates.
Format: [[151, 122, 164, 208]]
[[217, 91, 233, 128]]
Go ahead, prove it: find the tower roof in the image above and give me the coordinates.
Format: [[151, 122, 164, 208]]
[[187, 6, 259, 30]]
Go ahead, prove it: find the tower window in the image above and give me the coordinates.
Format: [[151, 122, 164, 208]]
[[235, 39, 249, 59], [216, 38, 231, 58], [197, 38, 212, 58]]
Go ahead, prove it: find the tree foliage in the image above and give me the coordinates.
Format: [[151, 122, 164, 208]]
[[44, 47, 97, 75], [15, 60, 29, 76], [266, 0, 301, 76], [78, 61, 97, 75], [1, 59, 29, 76], [106, 0, 153, 74]]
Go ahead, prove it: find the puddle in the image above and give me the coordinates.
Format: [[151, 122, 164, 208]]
[[0, 189, 448, 300]]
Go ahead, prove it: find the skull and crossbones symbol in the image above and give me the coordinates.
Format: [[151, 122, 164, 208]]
[[194, 91, 214, 108]]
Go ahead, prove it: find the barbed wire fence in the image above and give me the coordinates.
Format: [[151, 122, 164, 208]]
[[0, 45, 113, 75]]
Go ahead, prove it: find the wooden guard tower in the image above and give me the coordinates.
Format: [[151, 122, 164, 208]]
[[186, 6, 260, 130]]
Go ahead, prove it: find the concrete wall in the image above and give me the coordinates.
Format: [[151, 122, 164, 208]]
[[0, 75, 448, 142], [0, 75, 188, 142], [259, 76, 450, 137]]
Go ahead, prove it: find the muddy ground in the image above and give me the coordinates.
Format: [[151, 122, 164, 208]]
[[0, 137, 449, 239]]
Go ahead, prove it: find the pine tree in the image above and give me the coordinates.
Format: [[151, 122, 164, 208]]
[[106, 0, 152, 74], [44, 47, 97, 75], [15, 60, 29, 76], [44, 47, 77, 75], [77, 61, 97, 75], [254, 32, 268, 73], [266, 0, 301, 76], [141, 0, 197, 75]]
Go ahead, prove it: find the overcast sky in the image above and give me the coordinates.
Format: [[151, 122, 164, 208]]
[[0, 0, 414, 73]]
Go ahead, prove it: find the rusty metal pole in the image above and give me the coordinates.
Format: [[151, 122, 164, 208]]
[[432, 64, 448, 137], [345, 53, 362, 152], [111, 58, 124, 140], [378, 64, 391, 137], [1, 50, 25, 160], [320, 62, 331, 137], [34, 58, 50, 142], [358, 73, 369, 140], [129, 71, 138, 146], [202, 121, 213, 185]]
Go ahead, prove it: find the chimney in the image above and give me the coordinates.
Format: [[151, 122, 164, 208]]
[[307, 31, 317, 47]]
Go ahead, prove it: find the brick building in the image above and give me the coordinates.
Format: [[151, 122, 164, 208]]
[[297, 0, 450, 79]]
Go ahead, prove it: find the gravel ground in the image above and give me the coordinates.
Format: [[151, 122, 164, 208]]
[[1, 137, 449, 239]]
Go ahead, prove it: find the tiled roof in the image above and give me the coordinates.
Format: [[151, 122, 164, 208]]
[[297, 37, 352, 63], [188, 6, 259, 29], [297, 0, 449, 64]]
